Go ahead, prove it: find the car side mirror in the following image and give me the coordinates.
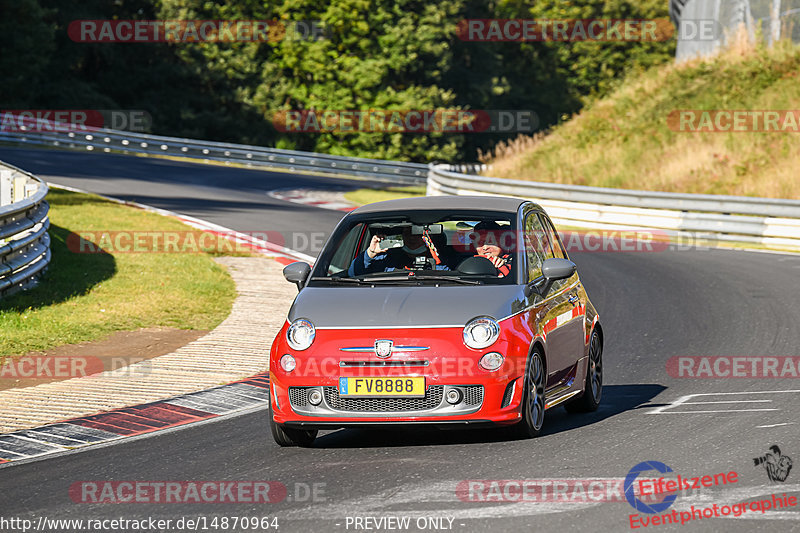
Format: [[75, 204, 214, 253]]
[[524, 258, 577, 298], [283, 262, 311, 291]]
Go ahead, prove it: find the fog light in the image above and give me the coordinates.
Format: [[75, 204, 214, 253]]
[[308, 389, 322, 405], [479, 352, 504, 371], [445, 388, 463, 405], [280, 354, 296, 372]]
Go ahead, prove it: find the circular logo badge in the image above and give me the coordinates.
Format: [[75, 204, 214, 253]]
[[624, 461, 678, 514]]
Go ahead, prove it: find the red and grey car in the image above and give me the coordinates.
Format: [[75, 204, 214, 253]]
[[269, 196, 603, 446]]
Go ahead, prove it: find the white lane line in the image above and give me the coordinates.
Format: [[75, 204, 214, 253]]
[[649, 394, 693, 414], [682, 400, 773, 405], [653, 409, 780, 414], [3, 433, 68, 449], [757, 422, 794, 428], [649, 389, 800, 415], [19, 430, 87, 445], [282, 480, 607, 521]]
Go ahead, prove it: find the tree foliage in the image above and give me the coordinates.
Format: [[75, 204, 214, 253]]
[[2, 0, 674, 162]]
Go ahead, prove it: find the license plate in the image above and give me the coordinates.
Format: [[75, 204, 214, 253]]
[[339, 377, 425, 398]]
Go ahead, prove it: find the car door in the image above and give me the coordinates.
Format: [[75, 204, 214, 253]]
[[523, 211, 573, 387], [539, 213, 585, 383]]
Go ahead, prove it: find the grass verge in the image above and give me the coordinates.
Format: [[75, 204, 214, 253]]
[[485, 38, 800, 199], [343, 185, 426, 205], [0, 188, 237, 357]]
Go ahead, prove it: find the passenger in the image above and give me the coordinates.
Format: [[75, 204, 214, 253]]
[[472, 221, 512, 277], [348, 226, 451, 276]]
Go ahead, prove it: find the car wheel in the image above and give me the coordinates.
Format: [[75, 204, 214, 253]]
[[565, 329, 602, 413], [269, 403, 317, 447], [512, 350, 546, 438]]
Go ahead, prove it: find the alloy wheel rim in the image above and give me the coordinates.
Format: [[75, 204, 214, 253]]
[[527, 355, 545, 429], [589, 333, 602, 401]]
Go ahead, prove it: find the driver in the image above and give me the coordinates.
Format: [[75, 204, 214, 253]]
[[472, 221, 512, 277], [348, 226, 451, 276]]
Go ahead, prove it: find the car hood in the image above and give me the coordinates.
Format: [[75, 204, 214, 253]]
[[287, 285, 527, 328]]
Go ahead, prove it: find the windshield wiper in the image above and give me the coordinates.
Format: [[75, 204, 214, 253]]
[[360, 273, 482, 285], [410, 275, 482, 285], [314, 273, 482, 286], [310, 276, 370, 284]]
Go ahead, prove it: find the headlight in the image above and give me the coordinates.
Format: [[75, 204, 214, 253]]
[[287, 318, 315, 350], [479, 352, 505, 371], [463, 317, 500, 349]]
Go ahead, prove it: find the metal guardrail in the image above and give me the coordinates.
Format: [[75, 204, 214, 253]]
[[429, 164, 800, 250], [0, 161, 50, 298], [0, 118, 428, 185], [3, 114, 799, 253]]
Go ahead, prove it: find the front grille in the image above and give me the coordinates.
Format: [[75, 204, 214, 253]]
[[323, 386, 444, 412], [463, 385, 484, 406], [288, 388, 308, 407]]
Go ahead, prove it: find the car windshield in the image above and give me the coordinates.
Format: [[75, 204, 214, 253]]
[[310, 210, 518, 286]]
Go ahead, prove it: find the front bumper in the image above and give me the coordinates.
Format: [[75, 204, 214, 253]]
[[271, 378, 522, 427], [269, 321, 532, 427], [287, 384, 485, 418]]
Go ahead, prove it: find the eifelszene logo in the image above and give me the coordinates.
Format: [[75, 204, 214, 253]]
[[753, 445, 793, 482], [624, 461, 678, 514]]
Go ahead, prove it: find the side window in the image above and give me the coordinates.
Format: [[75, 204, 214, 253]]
[[327, 223, 365, 275], [538, 214, 566, 259], [539, 214, 574, 291], [524, 213, 549, 281]]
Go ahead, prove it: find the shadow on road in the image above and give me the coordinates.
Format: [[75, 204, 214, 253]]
[[311, 383, 667, 449]]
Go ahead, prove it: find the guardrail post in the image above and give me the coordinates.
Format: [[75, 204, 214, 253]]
[[0, 170, 11, 206], [24, 183, 38, 198], [13, 175, 26, 203]]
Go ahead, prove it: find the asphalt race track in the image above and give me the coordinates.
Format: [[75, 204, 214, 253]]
[[1, 147, 799, 532]]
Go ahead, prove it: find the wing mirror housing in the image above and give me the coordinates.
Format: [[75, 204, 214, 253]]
[[524, 258, 577, 298], [283, 262, 311, 291]]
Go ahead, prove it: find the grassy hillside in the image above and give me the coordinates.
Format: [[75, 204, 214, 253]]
[[485, 39, 800, 199]]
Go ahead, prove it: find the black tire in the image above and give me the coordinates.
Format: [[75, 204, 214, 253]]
[[565, 329, 602, 413], [269, 403, 317, 447], [511, 350, 546, 438]]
